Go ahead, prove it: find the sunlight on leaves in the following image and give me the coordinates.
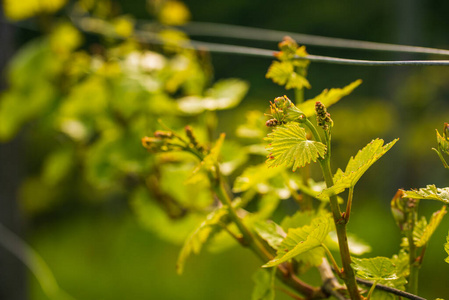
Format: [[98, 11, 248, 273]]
[[298, 79, 362, 117], [351, 257, 398, 282], [414, 206, 446, 247], [319, 138, 398, 198], [265, 124, 327, 171], [262, 214, 332, 267], [402, 185, 449, 204]]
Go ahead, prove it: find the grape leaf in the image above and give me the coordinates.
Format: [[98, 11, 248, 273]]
[[176, 206, 228, 274], [266, 61, 293, 86], [297, 80, 362, 117], [233, 163, 284, 193], [351, 257, 398, 282], [285, 72, 311, 90], [414, 206, 447, 247], [252, 268, 276, 300], [262, 214, 332, 267], [319, 138, 398, 198], [402, 185, 449, 204], [177, 79, 249, 114], [265, 124, 327, 171]]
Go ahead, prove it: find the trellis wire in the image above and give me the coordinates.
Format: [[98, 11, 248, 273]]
[[180, 21, 449, 57], [52, 15, 449, 67]]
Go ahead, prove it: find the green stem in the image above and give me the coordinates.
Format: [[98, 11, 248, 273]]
[[294, 88, 304, 104], [406, 204, 419, 295], [432, 148, 449, 169], [303, 119, 323, 143], [366, 281, 378, 300], [213, 174, 325, 299], [319, 156, 361, 300], [345, 187, 354, 223], [321, 244, 341, 277]]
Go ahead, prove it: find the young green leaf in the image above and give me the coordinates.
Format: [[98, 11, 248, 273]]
[[351, 257, 398, 282], [252, 268, 276, 300], [176, 207, 228, 274], [319, 138, 398, 198], [297, 79, 362, 117], [402, 185, 449, 204], [265, 124, 327, 171], [262, 214, 332, 267], [265, 61, 294, 87], [414, 206, 447, 247]]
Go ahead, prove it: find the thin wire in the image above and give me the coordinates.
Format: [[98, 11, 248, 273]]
[[180, 21, 449, 57], [61, 16, 449, 67]]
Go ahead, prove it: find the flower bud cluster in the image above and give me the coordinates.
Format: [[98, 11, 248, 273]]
[[265, 95, 306, 127], [315, 101, 333, 130]]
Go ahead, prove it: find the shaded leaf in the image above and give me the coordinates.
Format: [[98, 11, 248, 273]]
[[351, 257, 398, 282], [414, 206, 446, 247], [176, 207, 228, 274], [263, 214, 332, 267], [265, 124, 327, 171], [254, 221, 285, 250], [402, 185, 449, 204], [252, 268, 276, 300], [285, 72, 311, 90], [319, 139, 398, 198], [280, 210, 316, 231], [328, 232, 371, 256], [298, 80, 362, 117]]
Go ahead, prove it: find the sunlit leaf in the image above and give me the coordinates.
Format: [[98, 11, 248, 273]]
[[402, 185, 449, 204], [265, 61, 293, 86], [252, 268, 276, 300], [176, 207, 228, 274], [265, 124, 327, 171], [414, 206, 446, 247], [263, 214, 332, 267], [285, 72, 311, 90], [232, 163, 284, 193], [351, 257, 398, 282], [280, 210, 316, 230], [298, 80, 362, 117], [177, 79, 248, 114], [319, 138, 398, 198]]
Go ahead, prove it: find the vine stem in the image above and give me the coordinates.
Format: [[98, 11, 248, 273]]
[[213, 173, 325, 299], [303, 119, 361, 300], [406, 199, 419, 295]]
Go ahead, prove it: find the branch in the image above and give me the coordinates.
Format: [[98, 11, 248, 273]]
[[356, 278, 426, 300]]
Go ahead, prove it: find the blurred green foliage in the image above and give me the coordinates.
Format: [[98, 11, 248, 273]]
[[2, 0, 449, 299]]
